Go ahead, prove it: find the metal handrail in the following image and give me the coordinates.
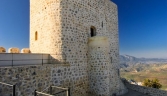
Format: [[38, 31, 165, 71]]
[[54, 90, 67, 95], [0, 53, 67, 67], [0, 82, 16, 96], [34, 90, 54, 96], [0, 82, 13, 87], [51, 86, 68, 90], [50, 86, 70, 96], [34, 84, 71, 96], [41, 86, 50, 93]]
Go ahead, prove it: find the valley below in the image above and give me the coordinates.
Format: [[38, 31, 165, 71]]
[[119, 55, 167, 90]]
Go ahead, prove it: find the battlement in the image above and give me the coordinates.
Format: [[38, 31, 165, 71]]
[[0, 47, 31, 53]]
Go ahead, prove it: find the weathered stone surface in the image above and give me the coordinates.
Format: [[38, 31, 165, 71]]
[[8, 48, 20, 53], [88, 36, 111, 96], [0, 64, 74, 96], [0, 47, 6, 53], [21, 48, 31, 53]]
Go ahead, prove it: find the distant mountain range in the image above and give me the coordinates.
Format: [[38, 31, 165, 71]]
[[119, 55, 167, 68]]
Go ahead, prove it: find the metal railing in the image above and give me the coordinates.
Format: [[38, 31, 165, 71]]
[[0, 53, 67, 67], [34, 90, 54, 96], [51, 86, 70, 96], [34, 86, 70, 96], [0, 82, 16, 96]]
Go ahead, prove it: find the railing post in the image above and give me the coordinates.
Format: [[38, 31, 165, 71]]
[[68, 87, 70, 96], [12, 53, 13, 67], [50, 86, 52, 95], [66, 89, 69, 96], [42, 54, 43, 65], [13, 84, 15, 96], [34, 90, 37, 96]]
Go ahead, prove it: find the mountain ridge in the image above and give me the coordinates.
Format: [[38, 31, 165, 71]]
[[119, 54, 167, 68]]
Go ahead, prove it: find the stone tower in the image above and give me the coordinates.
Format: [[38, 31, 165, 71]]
[[30, 0, 127, 95]]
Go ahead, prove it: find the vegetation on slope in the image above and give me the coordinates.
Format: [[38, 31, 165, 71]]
[[120, 64, 167, 90], [142, 78, 162, 89]]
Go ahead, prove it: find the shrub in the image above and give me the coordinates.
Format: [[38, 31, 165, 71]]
[[142, 78, 162, 89]]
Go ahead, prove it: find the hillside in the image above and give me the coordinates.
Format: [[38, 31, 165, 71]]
[[120, 64, 167, 90]]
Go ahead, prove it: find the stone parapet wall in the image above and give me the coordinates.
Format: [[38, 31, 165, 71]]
[[124, 80, 167, 96], [0, 47, 30, 53], [0, 64, 89, 96]]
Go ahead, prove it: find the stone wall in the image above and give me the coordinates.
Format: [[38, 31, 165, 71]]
[[0, 64, 89, 96], [87, 36, 127, 95], [124, 80, 167, 96]]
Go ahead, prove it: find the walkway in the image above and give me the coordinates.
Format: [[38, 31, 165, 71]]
[[120, 89, 150, 96]]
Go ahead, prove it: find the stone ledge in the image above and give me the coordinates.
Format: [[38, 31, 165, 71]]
[[124, 81, 167, 96]]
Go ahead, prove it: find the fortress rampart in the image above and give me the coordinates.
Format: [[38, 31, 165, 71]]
[[0, 47, 31, 53], [123, 79, 167, 96]]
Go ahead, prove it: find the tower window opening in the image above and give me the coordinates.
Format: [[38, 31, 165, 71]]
[[90, 26, 96, 37], [35, 31, 38, 41]]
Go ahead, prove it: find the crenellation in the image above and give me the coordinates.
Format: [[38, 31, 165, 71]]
[[8, 47, 20, 53], [0, 47, 6, 53], [21, 48, 31, 53]]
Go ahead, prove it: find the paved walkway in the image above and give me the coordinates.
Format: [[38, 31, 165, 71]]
[[119, 89, 150, 96]]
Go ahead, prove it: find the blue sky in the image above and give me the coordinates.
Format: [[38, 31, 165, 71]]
[[0, 0, 167, 58], [0, 0, 29, 50], [112, 0, 167, 58]]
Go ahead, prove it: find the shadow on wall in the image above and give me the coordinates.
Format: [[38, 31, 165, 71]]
[[49, 53, 67, 64]]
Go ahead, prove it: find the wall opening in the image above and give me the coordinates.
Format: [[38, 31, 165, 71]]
[[90, 26, 96, 37], [35, 31, 38, 41]]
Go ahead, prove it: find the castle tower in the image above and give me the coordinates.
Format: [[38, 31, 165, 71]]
[[30, 0, 127, 95], [88, 36, 111, 96]]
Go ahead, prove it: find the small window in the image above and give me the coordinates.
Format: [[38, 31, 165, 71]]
[[90, 26, 96, 37], [35, 31, 38, 40]]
